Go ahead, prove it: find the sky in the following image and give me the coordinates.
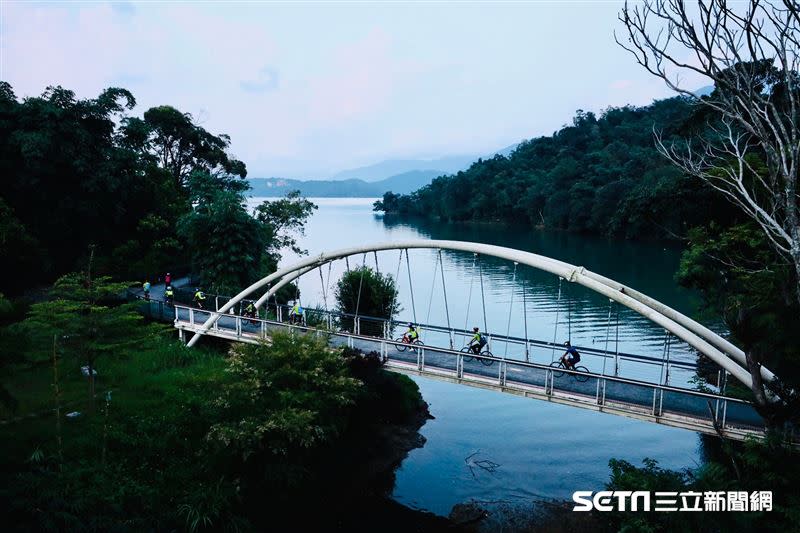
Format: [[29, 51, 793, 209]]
[[0, 1, 704, 179]]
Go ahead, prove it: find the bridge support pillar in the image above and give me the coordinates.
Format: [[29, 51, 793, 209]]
[[178, 328, 185, 344]]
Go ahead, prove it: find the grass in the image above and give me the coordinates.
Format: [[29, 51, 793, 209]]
[[0, 329, 228, 470]]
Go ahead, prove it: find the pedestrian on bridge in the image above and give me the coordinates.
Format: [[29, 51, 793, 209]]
[[143, 280, 151, 301], [164, 286, 174, 305], [165, 272, 172, 286]]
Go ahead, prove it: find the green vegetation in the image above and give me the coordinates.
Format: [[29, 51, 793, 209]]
[[0, 273, 428, 530], [335, 266, 400, 335], [0, 82, 313, 296], [603, 436, 800, 532], [375, 99, 732, 239]]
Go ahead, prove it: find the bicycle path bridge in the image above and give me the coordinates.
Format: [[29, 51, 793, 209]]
[[133, 240, 792, 444]]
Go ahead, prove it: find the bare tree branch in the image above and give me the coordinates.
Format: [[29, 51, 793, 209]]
[[621, 0, 800, 307]]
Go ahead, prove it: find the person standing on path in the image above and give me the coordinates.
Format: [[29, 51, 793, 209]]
[[143, 280, 151, 300], [165, 272, 172, 286]]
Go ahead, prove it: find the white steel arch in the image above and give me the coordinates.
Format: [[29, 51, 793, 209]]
[[186, 239, 775, 391]]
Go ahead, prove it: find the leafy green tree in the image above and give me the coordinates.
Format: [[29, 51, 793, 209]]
[[254, 190, 317, 270], [677, 221, 800, 421], [177, 175, 316, 293], [177, 172, 267, 293], [121, 105, 247, 190], [207, 332, 362, 462], [334, 266, 399, 335], [22, 259, 146, 408]]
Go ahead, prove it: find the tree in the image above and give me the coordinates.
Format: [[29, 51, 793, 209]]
[[617, 0, 800, 304], [677, 221, 800, 420], [334, 266, 400, 335], [23, 257, 146, 409], [177, 172, 268, 293], [121, 105, 247, 191], [206, 332, 361, 462], [253, 191, 317, 271]]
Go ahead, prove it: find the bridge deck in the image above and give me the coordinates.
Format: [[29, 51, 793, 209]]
[[158, 303, 773, 443]]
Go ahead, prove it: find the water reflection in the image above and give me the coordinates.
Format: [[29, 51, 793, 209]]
[[251, 197, 708, 515]]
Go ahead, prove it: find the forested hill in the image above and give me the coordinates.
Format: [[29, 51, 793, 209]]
[[374, 97, 734, 240]]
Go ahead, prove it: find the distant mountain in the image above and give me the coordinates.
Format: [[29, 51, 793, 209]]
[[247, 169, 441, 198], [693, 85, 715, 97], [329, 156, 477, 182], [329, 143, 520, 182]]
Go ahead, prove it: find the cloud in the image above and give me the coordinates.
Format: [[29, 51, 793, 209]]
[[240, 66, 279, 93]]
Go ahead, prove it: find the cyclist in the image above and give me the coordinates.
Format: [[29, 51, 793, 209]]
[[142, 280, 151, 300], [242, 301, 257, 319], [164, 285, 174, 305], [288, 301, 304, 324], [468, 326, 487, 355], [561, 341, 581, 370], [403, 323, 419, 344], [193, 288, 206, 309]]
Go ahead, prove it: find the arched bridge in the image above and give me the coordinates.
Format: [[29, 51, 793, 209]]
[[148, 240, 787, 443]]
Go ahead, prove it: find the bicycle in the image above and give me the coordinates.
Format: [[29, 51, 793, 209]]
[[460, 345, 495, 366], [395, 335, 424, 352], [287, 313, 306, 326], [549, 360, 590, 382], [241, 309, 260, 325]]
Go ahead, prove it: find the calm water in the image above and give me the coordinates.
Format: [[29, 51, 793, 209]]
[[249, 197, 712, 516]]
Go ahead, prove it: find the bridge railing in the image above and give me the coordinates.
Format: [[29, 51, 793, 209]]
[[171, 304, 766, 439], [155, 296, 722, 393], [255, 303, 718, 392]]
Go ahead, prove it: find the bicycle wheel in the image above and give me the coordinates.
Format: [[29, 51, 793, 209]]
[[549, 361, 565, 378], [574, 365, 590, 383], [460, 346, 475, 362], [394, 337, 408, 352], [479, 350, 494, 366]]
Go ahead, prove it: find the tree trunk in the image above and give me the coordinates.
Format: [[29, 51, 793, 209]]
[[745, 348, 774, 427]]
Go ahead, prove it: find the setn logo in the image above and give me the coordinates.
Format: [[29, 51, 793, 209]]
[[573, 491, 651, 512]]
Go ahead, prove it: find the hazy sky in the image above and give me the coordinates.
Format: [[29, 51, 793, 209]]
[[1, 1, 703, 178]]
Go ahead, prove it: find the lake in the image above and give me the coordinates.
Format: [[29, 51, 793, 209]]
[[248, 196, 714, 517]]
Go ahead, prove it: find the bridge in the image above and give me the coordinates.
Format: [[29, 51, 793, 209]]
[[137, 240, 790, 444]]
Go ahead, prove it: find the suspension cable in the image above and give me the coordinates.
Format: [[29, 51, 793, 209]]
[[601, 298, 613, 376], [463, 253, 477, 332], [318, 266, 328, 311], [425, 251, 440, 325], [354, 253, 367, 320], [567, 280, 572, 342], [504, 262, 518, 357], [522, 268, 529, 362], [386, 249, 403, 336], [664, 332, 672, 385], [614, 302, 620, 375], [550, 277, 563, 363], [405, 249, 417, 324], [658, 329, 669, 385], [438, 249, 453, 348], [478, 255, 488, 335]]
